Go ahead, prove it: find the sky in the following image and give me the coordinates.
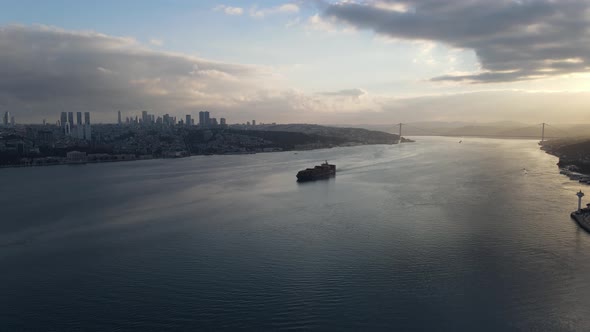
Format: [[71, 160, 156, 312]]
[[1, 0, 590, 124]]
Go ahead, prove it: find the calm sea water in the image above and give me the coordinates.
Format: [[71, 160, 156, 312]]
[[2, 137, 590, 330]]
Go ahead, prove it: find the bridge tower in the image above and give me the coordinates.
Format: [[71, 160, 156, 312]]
[[541, 123, 546, 142], [398, 123, 403, 144]]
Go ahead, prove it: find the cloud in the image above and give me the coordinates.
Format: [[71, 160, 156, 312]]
[[149, 38, 163, 46], [319, 88, 367, 98], [250, 3, 299, 18], [0, 25, 282, 122], [322, 0, 590, 83], [0, 25, 382, 124], [214, 5, 244, 16], [3, 25, 590, 125]]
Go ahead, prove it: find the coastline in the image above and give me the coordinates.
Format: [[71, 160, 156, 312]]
[[571, 212, 590, 233], [0, 141, 411, 169], [540, 142, 590, 185]]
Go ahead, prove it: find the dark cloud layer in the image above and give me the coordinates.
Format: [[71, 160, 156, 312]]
[[324, 0, 590, 82], [0, 25, 282, 122]]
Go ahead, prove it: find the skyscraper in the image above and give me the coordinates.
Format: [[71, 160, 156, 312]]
[[67, 112, 74, 127], [186, 114, 192, 126], [117, 111, 122, 125], [60, 112, 67, 128], [3, 111, 9, 126], [84, 124, 92, 141], [84, 112, 90, 125], [220, 118, 226, 126], [142, 111, 148, 125], [76, 112, 82, 125], [199, 111, 210, 127]]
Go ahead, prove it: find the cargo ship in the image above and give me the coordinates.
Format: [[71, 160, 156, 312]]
[[296, 161, 336, 182]]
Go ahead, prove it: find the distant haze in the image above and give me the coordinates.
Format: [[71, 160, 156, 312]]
[[1, 1, 590, 124]]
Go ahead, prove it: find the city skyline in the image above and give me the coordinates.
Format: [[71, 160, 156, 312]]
[[2, 1, 590, 124]]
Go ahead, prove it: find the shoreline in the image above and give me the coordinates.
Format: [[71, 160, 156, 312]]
[[540, 144, 590, 185], [0, 142, 410, 170], [571, 212, 590, 233]]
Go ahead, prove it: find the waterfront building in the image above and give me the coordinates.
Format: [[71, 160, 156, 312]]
[[66, 151, 87, 162]]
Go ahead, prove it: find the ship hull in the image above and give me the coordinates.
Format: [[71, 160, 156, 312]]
[[296, 171, 335, 182]]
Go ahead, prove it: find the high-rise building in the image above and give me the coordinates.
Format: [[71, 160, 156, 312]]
[[186, 114, 192, 126], [10, 116, 15, 126], [142, 111, 148, 125], [76, 112, 82, 125], [117, 111, 122, 125], [76, 125, 85, 139], [60, 112, 67, 129], [252, 120, 256, 126], [210, 118, 218, 126], [3, 111, 10, 126], [67, 112, 74, 127], [84, 112, 90, 125], [220, 118, 226, 126], [199, 111, 210, 127], [84, 124, 92, 141]]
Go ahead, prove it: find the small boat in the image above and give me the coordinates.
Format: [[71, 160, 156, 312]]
[[296, 160, 336, 182]]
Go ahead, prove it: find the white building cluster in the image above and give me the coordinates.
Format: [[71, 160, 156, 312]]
[[59, 111, 92, 141]]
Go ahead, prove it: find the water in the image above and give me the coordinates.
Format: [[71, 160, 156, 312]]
[[2, 137, 590, 330]]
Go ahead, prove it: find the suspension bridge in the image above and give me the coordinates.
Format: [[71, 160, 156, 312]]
[[394, 122, 572, 142]]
